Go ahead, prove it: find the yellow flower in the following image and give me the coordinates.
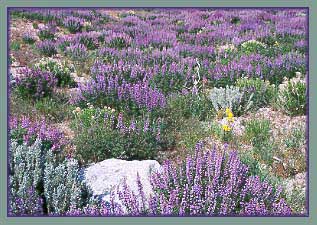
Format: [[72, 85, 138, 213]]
[[225, 108, 234, 120], [222, 124, 231, 132], [225, 108, 231, 115]]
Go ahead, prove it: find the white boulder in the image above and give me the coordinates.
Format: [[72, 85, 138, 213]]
[[83, 158, 162, 205]]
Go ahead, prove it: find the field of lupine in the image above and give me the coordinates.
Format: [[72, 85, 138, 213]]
[[9, 8, 307, 216]]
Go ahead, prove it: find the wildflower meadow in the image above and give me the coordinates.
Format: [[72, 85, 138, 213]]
[[9, 8, 307, 216]]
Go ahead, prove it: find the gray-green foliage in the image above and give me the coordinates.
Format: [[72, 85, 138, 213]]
[[44, 149, 88, 215], [283, 185, 306, 214], [9, 138, 92, 216], [236, 77, 275, 110], [276, 75, 306, 116], [209, 85, 253, 115], [9, 139, 44, 215], [284, 125, 306, 150]]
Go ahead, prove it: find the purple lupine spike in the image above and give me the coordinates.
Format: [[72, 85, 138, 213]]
[[136, 172, 147, 213], [143, 116, 150, 133], [116, 112, 124, 132], [129, 120, 136, 133]]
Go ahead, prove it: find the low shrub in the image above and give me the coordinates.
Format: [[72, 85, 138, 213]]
[[71, 75, 166, 116], [22, 33, 36, 44], [282, 125, 306, 175], [57, 35, 72, 52], [244, 118, 275, 164], [9, 139, 45, 216], [235, 77, 275, 110], [240, 40, 267, 54], [10, 41, 21, 51], [244, 118, 271, 147], [38, 25, 55, 41], [284, 125, 306, 150], [166, 91, 214, 121], [9, 116, 65, 151], [175, 118, 212, 150], [32, 22, 39, 29], [71, 105, 163, 163], [9, 139, 91, 216], [34, 94, 74, 122], [44, 149, 90, 215], [35, 57, 76, 87], [106, 33, 131, 49], [63, 16, 84, 33], [65, 43, 90, 62], [14, 67, 57, 100], [76, 32, 99, 50], [209, 85, 253, 116], [37, 40, 57, 57], [276, 74, 307, 116]]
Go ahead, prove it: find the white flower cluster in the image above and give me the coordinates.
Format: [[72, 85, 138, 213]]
[[277, 72, 306, 114], [217, 43, 236, 52], [278, 72, 305, 93], [35, 57, 74, 73], [241, 39, 267, 49]]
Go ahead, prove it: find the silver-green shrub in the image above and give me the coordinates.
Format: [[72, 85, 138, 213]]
[[9, 139, 45, 215], [209, 85, 253, 115], [44, 149, 89, 215], [9, 138, 91, 216]]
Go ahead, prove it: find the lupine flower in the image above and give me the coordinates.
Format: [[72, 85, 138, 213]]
[[10, 116, 65, 151], [63, 16, 85, 33], [65, 43, 89, 62], [36, 40, 57, 56], [65, 143, 291, 216], [15, 67, 57, 99]]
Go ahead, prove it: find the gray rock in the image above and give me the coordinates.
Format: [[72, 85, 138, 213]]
[[83, 158, 162, 206]]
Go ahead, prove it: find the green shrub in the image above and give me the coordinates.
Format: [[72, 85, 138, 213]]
[[150, 73, 185, 95], [38, 26, 55, 41], [240, 39, 267, 54], [22, 34, 36, 44], [14, 67, 57, 100], [244, 118, 271, 147], [282, 125, 306, 175], [276, 75, 307, 116], [10, 41, 21, 51], [284, 126, 306, 150], [244, 118, 275, 164], [176, 119, 212, 150], [108, 37, 130, 49], [34, 95, 74, 122], [253, 142, 275, 165], [236, 77, 275, 110], [166, 92, 214, 122], [283, 184, 306, 214], [35, 57, 76, 87], [33, 22, 39, 29], [71, 106, 162, 164], [240, 149, 281, 186], [9, 139, 91, 216]]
